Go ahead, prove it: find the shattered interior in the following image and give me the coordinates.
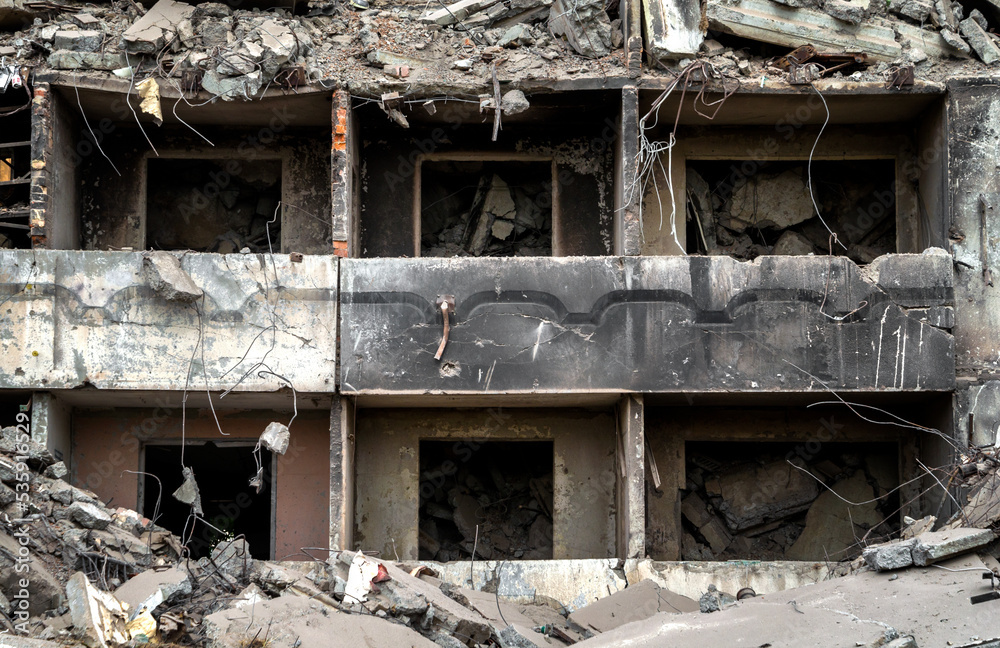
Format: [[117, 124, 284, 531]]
[[3, 0, 1000, 641]]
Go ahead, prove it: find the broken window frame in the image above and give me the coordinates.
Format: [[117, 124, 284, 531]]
[[141, 150, 288, 254], [413, 152, 562, 258], [139, 439, 278, 560], [640, 127, 922, 256]]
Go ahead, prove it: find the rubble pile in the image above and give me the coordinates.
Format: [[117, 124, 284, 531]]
[[422, 164, 552, 257], [686, 161, 896, 263], [419, 441, 553, 560], [0, 425, 181, 637], [681, 445, 900, 561]]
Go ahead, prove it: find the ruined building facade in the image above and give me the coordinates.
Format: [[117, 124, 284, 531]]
[[0, 0, 998, 575]]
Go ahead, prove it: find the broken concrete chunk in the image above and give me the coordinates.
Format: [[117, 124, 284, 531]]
[[204, 596, 439, 648], [422, 0, 500, 25], [53, 30, 103, 53], [259, 421, 290, 455], [940, 27, 972, 55], [213, 538, 253, 579], [143, 251, 203, 303], [66, 572, 130, 648], [911, 528, 996, 566], [960, 17, 1000, 64], [889, 0, 933, 22], [862, 538, 917, 571], [771, 230, 815, 256], [201, 69, 263, 100], [47, 50, 128, 71], [568, 579, 698, 633], [123, 0, 195, 54], [171, 466, 204, 516], [713, 460, 819, 531], [642, 0, 703, 59], [501, 89, 530, 115], [113, 566, 192, 614], [707, 0, 903, 61], [824, 0, 866, 24], [44, 461, 68, 480], [786, 471, 882, 560], [901, 515, 936, 540], [727, 169, 815, 232], [67, 501, 113, 530], [548, 0, 612, 58]]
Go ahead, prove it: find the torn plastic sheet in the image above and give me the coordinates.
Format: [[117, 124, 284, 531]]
[[259, 421, 290, 455], [136, 77, 163, 123], [344, 553, 390, 604]]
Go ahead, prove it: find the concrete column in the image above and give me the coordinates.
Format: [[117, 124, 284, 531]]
[[29, 82, 50, 248], [646, 426, 683, 560], [616, 86, 642, 256], [329, 397, 356, 550], [617, 394, 645, 559], [331, 89, 357, 258], [29, 391, 71, 467]]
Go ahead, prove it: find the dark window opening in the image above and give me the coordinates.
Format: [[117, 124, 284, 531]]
[[143, 442, 273, 559], [419, 440, 553, 561], [420, 160, 552, 257], [681, 441, 899, 562], [686, 160, 896, 263], [146, 158, 282, 253], [0, 93, 32, 250], [0, 392, 31, 429]]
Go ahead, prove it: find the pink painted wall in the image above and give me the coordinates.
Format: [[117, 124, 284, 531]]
[[71, 408, 330, 560]]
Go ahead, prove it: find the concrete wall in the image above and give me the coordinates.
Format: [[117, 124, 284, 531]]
[[78, 126, 332, 255], [340, 253, 954, 394], [71, 408, 330, 560], [353, 408, 616, 560], [948, 79, 1000, 455], [0, 250, 337, 393]]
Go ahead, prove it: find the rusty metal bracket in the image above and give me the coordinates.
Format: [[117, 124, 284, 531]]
[[886, 65, 914, 89], [434, 295, 456, 361]]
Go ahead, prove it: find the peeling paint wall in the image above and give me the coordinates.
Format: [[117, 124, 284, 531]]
[[353, 408, 616, 560], [71, 408, 330, 560], [0, 250, 337, 392]]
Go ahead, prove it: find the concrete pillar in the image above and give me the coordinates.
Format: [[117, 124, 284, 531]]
[[331, 89, 357, 258], [329, 397, 355, 550], [616, 86, 642, 256], [646, 426, 683, 560], [29, 82, 50, 248], [617, 394, 645, 559], [29, 391, 71, 468]]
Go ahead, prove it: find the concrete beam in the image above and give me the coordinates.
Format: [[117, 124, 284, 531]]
[[707, 0, 961, 62], [340, 253, 954, 394], [0, 250, 338, 393], [617, 394, 645, 559]]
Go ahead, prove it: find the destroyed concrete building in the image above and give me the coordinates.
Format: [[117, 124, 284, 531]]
[[4, 0, 1000, 642]]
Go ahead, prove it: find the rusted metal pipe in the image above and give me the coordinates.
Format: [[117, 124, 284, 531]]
[[434, 295, 455, 361]]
